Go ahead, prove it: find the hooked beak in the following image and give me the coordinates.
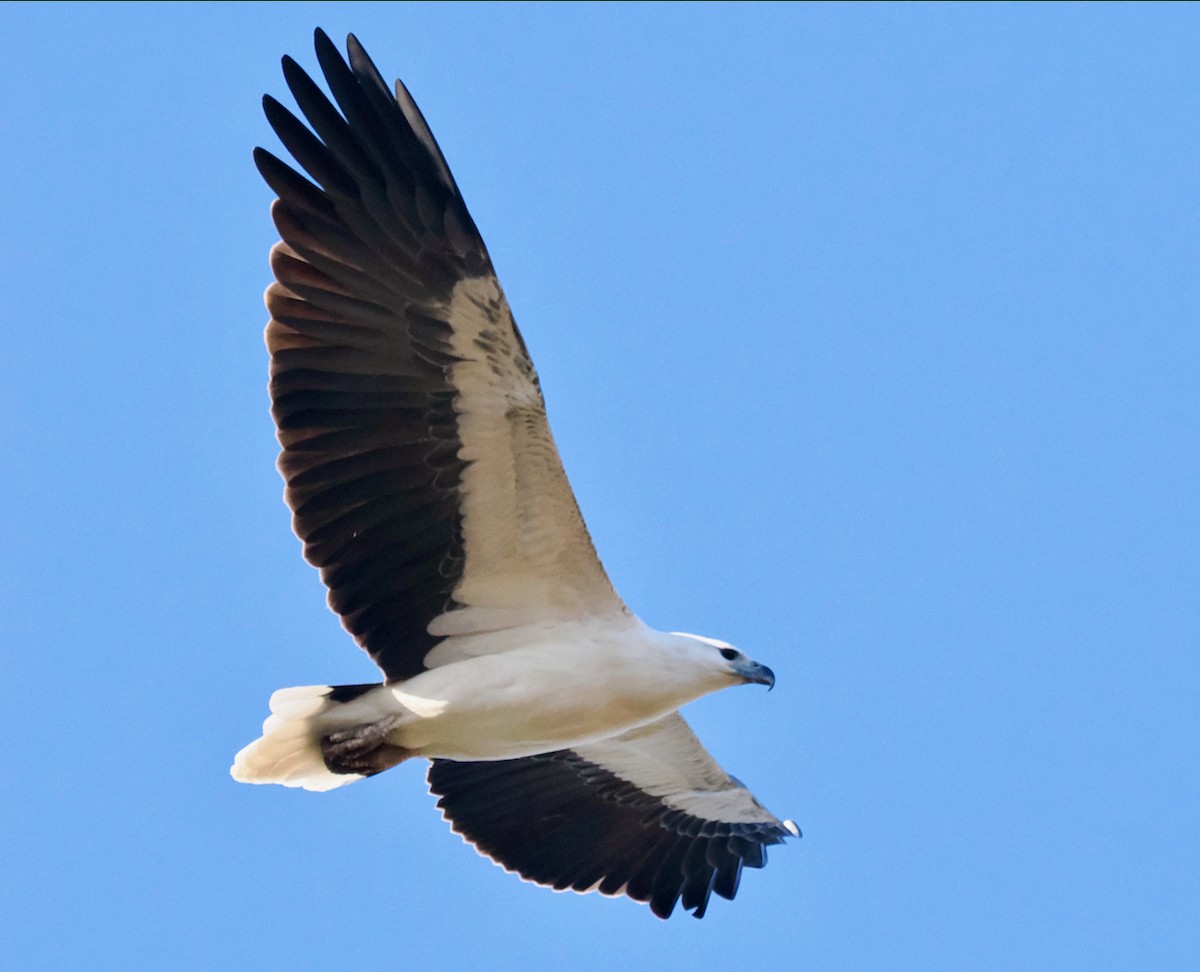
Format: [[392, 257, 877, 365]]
[[735, 660, 776, 691]]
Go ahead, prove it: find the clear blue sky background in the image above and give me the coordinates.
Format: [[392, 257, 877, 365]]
[[2, 3, 1197, 968]]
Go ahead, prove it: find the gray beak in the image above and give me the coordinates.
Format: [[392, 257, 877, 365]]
[[736, 660, 776, 691]]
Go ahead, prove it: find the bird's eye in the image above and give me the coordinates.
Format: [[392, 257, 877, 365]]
[[719, 647, 739, 661]]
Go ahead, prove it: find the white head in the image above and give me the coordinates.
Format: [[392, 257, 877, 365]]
[[666, 631, 776, 691]]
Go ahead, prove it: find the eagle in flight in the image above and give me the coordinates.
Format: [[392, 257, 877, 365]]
[[231, 28, 798, 919]]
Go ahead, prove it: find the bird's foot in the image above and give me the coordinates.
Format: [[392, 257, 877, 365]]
[[320, 719, 409, 776]]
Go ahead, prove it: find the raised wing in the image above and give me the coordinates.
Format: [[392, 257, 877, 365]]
[[428, 713, 798, 919], [258, 30, 624, 681]]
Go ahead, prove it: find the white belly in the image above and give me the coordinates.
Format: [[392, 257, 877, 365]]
[[382, 627, 713, 760]]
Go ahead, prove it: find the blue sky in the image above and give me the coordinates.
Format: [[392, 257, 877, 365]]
[[3, 3, 1197, 968]]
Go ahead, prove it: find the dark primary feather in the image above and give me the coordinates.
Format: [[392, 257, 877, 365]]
[[428, 750, 792, 919], [258, 29, 493, 681]]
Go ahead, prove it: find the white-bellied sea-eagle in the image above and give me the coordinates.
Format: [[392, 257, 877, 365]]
[[231, 29, 798, 920]]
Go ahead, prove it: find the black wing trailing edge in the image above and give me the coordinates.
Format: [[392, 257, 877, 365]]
[[257, 30, 493, 681]]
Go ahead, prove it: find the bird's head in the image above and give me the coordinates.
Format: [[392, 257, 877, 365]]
[[670, 632, 776, 691]]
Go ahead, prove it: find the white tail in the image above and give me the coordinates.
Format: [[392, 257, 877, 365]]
[[230, 684, 383, 792]]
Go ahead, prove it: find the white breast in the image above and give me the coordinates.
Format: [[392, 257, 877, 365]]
[[386, 619, 726, 760]]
